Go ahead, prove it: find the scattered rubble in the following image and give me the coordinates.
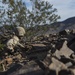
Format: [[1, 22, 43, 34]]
[[0, 27, 75, 75]]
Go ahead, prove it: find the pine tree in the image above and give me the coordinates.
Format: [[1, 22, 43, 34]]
[[29, 0, 60, 26], [3, 0, 28, 28], [0, 10, 5, 26]]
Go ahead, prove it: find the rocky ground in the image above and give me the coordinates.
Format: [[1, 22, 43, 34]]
[[0, 29, 75, 75]]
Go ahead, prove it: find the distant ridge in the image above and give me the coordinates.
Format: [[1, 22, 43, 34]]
[[62, 16, 75, 24], [31, 16, 75, 36], [45, 16, 75, 35]]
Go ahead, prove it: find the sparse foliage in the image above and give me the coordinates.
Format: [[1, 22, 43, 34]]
[[2, 0, 29, 28], [29, 0, 60, 26], [1, 0, 61, 38]]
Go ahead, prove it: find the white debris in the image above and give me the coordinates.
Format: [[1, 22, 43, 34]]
[[59, 40, 74, 58], [6, 35, 19, 50], [16, 26, 26, 37]]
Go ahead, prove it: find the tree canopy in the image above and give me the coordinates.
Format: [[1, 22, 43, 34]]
[[29, 0, 60, 26], [0, 0, 61, 38], [1, 0, 60, 27]]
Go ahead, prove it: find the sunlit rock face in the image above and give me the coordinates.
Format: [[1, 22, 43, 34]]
[[6, 35, 19, 50], [16, 26, 26, 37]]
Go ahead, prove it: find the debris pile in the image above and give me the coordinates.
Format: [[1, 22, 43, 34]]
[[0, 27, 75, 75]]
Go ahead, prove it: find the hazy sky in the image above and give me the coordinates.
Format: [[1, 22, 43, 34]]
[[0, 0, 75, 21], [24, 0, 75, 21]]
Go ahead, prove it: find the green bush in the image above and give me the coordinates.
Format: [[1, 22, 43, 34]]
[[0, 43, 5, 50]]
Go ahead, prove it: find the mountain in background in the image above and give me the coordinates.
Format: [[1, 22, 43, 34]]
[[26, 16, 75, 38], [44, 16, 75, 35]]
